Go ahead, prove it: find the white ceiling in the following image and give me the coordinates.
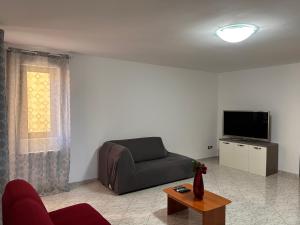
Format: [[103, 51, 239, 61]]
[[1, 0, 300, 72]]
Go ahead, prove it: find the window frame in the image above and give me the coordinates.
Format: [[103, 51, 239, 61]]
[[21, 65, 59, 140], [27, 69, 51, 138]]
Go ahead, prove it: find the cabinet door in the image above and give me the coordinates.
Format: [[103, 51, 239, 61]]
[[249, 146, 267, 176], [232, 143, 249, 171], [219, 141, 234, 167]]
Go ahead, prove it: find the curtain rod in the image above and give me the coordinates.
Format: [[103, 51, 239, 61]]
[[7, 47, 70, 59]]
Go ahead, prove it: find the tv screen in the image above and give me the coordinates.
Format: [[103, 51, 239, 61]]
[[223, 111, 270, 140]]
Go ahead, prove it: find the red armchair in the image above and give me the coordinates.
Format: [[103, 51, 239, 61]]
[[2, 179, 111, 225]]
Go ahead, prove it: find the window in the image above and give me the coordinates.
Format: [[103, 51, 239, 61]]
[[18, 65, 63, 152], [17, 64, 64, 153], [27, 71, 51, 134]]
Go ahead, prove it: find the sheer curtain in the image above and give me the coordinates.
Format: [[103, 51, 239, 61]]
[[0, 30, 8, 193], [6, 49, 70, 194]]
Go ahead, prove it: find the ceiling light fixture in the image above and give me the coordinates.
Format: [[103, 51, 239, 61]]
[[216, 24, 258, 43]]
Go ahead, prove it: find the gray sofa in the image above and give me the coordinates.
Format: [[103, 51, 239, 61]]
[[98, 137, 194, 194]]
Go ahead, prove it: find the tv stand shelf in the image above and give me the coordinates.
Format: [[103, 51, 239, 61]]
[[219, 138, 278, 176]]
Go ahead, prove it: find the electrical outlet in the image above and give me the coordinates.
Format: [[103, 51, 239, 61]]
[[208, 145, 213, 149]]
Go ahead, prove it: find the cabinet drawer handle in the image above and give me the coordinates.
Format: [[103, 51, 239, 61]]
[[223, 142, 230, 144], [254, 147, 261, 150], [238, 144, 244, 147]]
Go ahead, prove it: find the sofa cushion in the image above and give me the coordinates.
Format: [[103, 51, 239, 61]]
[[49, 203, 111, 225], [110, 137, 168, 162], [134, 152, 194, 188]]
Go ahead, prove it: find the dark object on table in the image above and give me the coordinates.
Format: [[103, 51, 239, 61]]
[[98, 137, 194, 194], [173, 185, 191, 193], [2, 179, 111, 225], [193, 161, 207, 200]]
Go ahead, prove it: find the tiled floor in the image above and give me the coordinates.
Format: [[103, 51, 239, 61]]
[[42, 158, 300, 225]]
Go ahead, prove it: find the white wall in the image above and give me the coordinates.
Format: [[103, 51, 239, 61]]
[[218, 63, 300, 175], [70, 54, 218, 182]]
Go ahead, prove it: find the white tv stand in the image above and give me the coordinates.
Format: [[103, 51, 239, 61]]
[[219, 138, 278, 176]]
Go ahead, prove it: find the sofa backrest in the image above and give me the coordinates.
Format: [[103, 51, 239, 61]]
[[110, 137, 168, 162], [2, 179, 51, 225]]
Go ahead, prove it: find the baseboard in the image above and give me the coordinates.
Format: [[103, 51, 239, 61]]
[[277, 170, 299, 178], [69, 178, 98, 190]]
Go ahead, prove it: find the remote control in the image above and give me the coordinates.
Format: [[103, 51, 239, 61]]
[[173, 186, 190, 193], [177, 188, 190, 193]]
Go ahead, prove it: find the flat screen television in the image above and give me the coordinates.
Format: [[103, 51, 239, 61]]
[[223, 111, 270, 141]]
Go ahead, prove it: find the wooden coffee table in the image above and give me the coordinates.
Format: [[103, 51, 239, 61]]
[[163, 183, 231, 225]]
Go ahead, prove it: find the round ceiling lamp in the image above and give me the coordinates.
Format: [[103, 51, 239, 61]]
[[216, 24, 258, 43]]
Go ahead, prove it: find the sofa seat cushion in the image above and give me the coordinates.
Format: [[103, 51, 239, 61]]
[[49, 203, 111, 225], [110, 137, 168, 162], [134, 152, 193, 188]]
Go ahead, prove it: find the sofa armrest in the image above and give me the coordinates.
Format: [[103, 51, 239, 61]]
[[98, 142, 135, 193], [10, 199, 54, 225]]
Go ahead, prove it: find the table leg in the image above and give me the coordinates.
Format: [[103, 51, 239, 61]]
[[167, 196, 188, 215], [202, 206, 225, 225]]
